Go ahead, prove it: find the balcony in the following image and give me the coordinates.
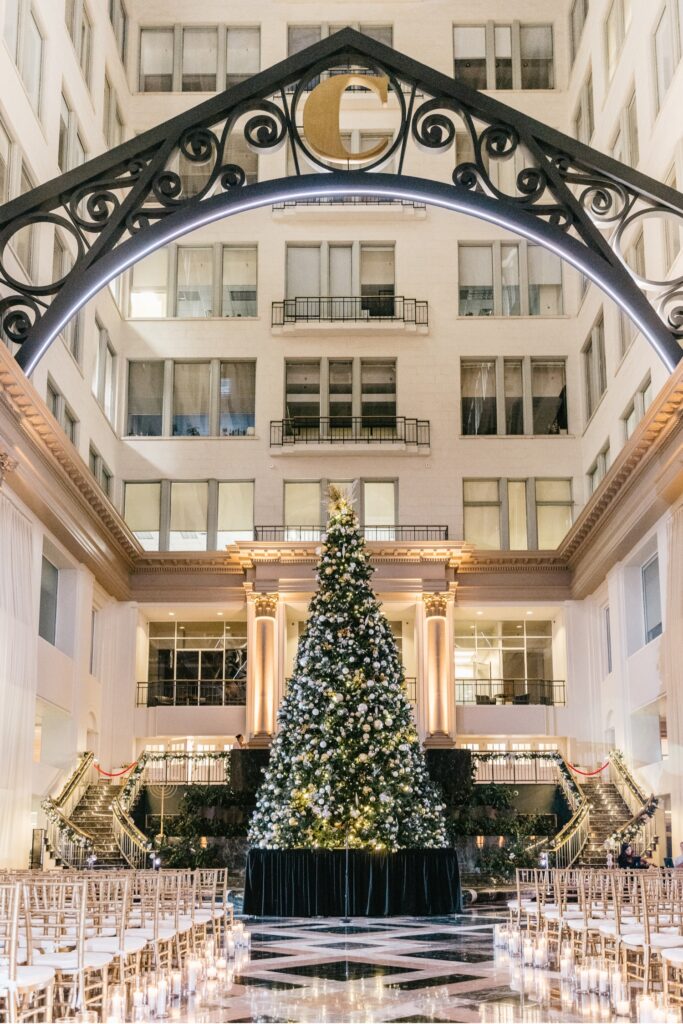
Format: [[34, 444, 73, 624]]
[[272, 296, 428, 326], [254, 525, 448, 542], [456, 679, 566, 707], [270, 416, 430, 447], [137, 681, 246, 708]]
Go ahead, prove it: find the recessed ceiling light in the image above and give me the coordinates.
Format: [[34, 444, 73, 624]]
[[168, 612, 175, 617], [476, 610, 483, 616], [217, 611, 224, 616], [526, 611, 533, 616]]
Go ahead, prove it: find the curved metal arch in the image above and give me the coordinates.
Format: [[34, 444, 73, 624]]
[[0, 27, 680, 372], [13, 172, 682, 375]]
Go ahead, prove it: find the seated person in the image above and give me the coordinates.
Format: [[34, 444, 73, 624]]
[[617, 842, 649, 869]]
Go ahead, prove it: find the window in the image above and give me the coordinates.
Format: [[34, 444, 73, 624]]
[[535, 479, 572, 548], [182, 27, 217, 91], [574, 72, 594, 143], [583, 315, 607, 420], [172, 362, 210, 436], [508, 480, 528, 549], [463, 479, 501, 549], [361, 360, 396, 425], [459, 243, 562, 316], [13, 6, 43, 115], [217, 482, 254, 546], [169, 481, 208, 550], [286, 245, 321, 306], [0, 121, 10, 206], [109, 0, 127, 62], [642, 555, 662, 642], [363, 481, 396, 538], [92, 321, 116, 423], [219, 362, 255, 435], [124, 482, 161, 550], [226, 27, 259, 87], [461, 360, 497, 435], [38, 556, 58, 645], [287, 25, 322, 56], [605, 0, 627, 81], [654, 5, 677, 111], [626, 90, 639, 165], [360, 245, 395, 317], [665, 168, 681, 269], [176, 246, 213, 317], [103, 76, 124, 148], [88, 446, 112, 497], [503, 359, 523, 435], [588, 442, 611, 494], [284, 481, 322, 536], [46, 378, 78, 444], [127, 361, 163, 436], [285, 361, 320, 426], [222, 246, 256, 317], [147, 619, 247, 706], [604, 606, 613, 674], [531, 360, 567, 434], [570, 0, 588, 63], [66, 0, 91, 85], [623, 376, 653, 439], [453, 23, 554, 89], [459, 245, 493, 316], [53, 235, 80, 360], [139, 28, 174, 91], [129, 250, 168, 317], [528, 245, 563, 314], [13, 163, 35, 276], [225, 132, 258, 185], [455, 620, 554, 693]]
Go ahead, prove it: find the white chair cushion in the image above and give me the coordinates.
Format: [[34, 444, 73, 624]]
[[598, 921, 643, 937], [192, 910, 213, 923], [507, 899, 534, 911], [543, 908, 583, 921], [127, 926, 176, 941], [623, 932, 683, 950], [662, 948, 683, 965], [86, 934, 148, 955], [36, 951, 113, 972], [566, 917, 605, 932], [0, 965, 55, 992]]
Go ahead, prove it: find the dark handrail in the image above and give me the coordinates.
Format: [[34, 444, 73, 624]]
[[272, 296, 428, 324], [270, 416, 430, 446], [455, 679, 566, 706], [254, 525, 447, 541]]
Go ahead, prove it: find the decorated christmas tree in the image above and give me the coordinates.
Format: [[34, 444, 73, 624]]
[[248, 488, 449, 851]]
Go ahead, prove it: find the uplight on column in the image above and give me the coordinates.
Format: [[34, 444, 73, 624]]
[[250, 593, 278, 745], [423, 592, 452, 744]]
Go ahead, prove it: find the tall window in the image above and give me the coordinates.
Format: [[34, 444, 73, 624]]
[[14, 163, 36, 276], [570, 0, 588, 63], [38, 556, 58, 645], [360, 245, 395, 317], [124, 482, 161, 550], [172, 362, 210, 436], [453, 25, 486, 88], [127, 361, 163, 436], [453, 23, 554, 89], [654, 5, 677, 110], [46, 378, 78, 444], [169, 482, 208, 550], [146, 619, 247, 706], [520, 26, 554, 88], [109, 0, 127, 62], [528, 245, 563, 314], [219, 362, 255, 435], [508, 481, 528, 549], [461, 360, 497, 435], [139, 28, 174, 91], [182, 27, 217, 91], [53, 235, 80, 360], [535, 479, 572, 548], [605, 0, 627, 81], [103, 75, 124, 148], [66, 0, 92, 85], [286, 362, 320, 425], [286, 245, 321, 312], [665, 168, 681, 269], [642, 555, 662, 642], [226, 27, 260, 87], [176, 246, 213, 317], [604, 606, 613, 674], [531, 360, 567, 434], [504, 360, 523, 435], [459, 243, 562, 316], [463, 480, 501, 549], [363, 481, 396, 539], [284, 481, 322, 537], [129, 250, 168, 317], [7, 2, 45, 115], [574, 72, 594, 143], [583, 315, 607, 420], [222, 246, 256, 316], [458, 245, 493, 316], [217, 482, 254, 546], [361, 360, 396, 425]]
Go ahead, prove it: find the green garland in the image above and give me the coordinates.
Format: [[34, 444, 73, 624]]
[[41, 800, 93, 851]]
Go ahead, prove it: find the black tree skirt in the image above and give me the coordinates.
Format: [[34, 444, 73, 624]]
[[242, 848, 461, 917]]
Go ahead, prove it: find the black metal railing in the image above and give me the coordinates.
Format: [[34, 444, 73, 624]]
[[272, 296, 428, 325], [272, 198, 426, 210], [254, 525, 448, 542], [456, 679, 566, 707], [137, 681, 247, 708], [270, 416, 430, 446]]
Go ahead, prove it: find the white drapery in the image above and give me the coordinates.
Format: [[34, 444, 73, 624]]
[[94, 602, 138, 771], [662, 504, 683, 839], [0, 491, 37, 867]]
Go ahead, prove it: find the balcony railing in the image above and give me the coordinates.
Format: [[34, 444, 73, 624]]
[[272, 296, 428, 325], [272, 198, 426, 210], [254, 525, 448, 542], [137, 681, 246, 708], [270, 416, 430, 447], [456, 679, 566, 707]]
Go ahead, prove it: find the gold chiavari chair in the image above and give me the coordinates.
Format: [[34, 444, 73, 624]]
[[565, 869, 610, 958], [127, 872, 176, 973], [622, 871, 683, 989], [84, 875, 148, 988], [0, 882, 54, 1024], [508, 868, 537, 927], [598, 869, 645, 964], [541, 867, 583, 956]]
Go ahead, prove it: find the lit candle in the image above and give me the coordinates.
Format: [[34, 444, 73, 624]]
[[534, 938, 548, 967], [171, 970, 181, 998], [599, 966, 610, 996], [589, 961, 599, 992], [560, 955, 572, 979], [579, 965, 591, 993], [109, 988, 125, 1022], [616, 997, 630, 1018], [523, 939, 534, 965], [638, 995, 655, 1023], [156, 977, 167, 1018], [132, 988, 144, 1009], [147, 984, 157, 1014], [187, 959, 201, 994], [227, 935, 235, 957]]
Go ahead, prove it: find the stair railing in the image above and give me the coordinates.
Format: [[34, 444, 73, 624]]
[[111, 758, 153, 869], [41, 752, 95, 868], [607, 750, 658, 855], [472, 752, 590, 868]]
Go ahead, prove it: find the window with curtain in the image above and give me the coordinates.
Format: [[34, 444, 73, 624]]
[[500, 244, 520, 314], [124, 482, 161, 550], [182, 28, 217, 91], [285, 362, 320, 426], [217, 482, 254, 546], [461, 360, 497, 435], [459, 246, 493, 316], [22, 12, 42, 113], [176, 247, 213, 317], [361, 360, 396, 426], [287, 25, 322, 55], [360, 245, 395, 316], [504, 359, 523, 435], [169, 482, 208, 550], [222, 246, 256, 316], [284, 482, 322, 538], [531, 360, 567, 434], [583, 316, 606, 420], [38, 557, 58, 645], [528, 245, 563, 314], [359, 25, 393, 45], [139, 28, 174, 91], [172, 362, 210, 436], [535, 479, 572, 548], [219, 361, 255, 435], [494, 25, 512, 88], [13, 164, 35, 276], [463, 480, 501, 549], [226, 27, 260, 87], [453, 26, 486, 89], [286, 246, 321, 318], [127, 361, 163, 436], [642, 555, 662, 642], [363, 481, 396, 540], [508, 481, 528, 549], [129, 249, 168, 317], [329, 245, 352, 301], [654, 7, 676, 109], [570, 0, 588, 62], [520, 26, 553, 88], [329, 360, 352, 426]]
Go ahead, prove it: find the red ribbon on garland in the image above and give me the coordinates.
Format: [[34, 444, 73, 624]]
[[567, 760, 610, 777], [93, 760, 139, 778]]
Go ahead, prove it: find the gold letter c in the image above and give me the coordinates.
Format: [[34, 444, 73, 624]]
[[302, 74, 390, 164]]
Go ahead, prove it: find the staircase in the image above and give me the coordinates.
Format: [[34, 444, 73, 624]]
[[577, 778, 633, 866], [69, 783, 128, 868]]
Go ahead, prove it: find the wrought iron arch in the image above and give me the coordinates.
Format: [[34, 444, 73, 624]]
[[0, 27, 681, 374]]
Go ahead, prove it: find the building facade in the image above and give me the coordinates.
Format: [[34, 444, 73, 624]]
[[0, 0, 681, 867]]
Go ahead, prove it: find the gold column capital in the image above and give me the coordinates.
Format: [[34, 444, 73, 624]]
[[249, 592, 278, 619], [423, 592, 448, 618]]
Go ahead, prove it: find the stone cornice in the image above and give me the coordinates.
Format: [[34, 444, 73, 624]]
[[230, 540, 471, 570], [457, 551, 569, 573]]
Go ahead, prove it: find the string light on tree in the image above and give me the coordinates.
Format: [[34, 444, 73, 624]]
[[249, 487, 448, 851]]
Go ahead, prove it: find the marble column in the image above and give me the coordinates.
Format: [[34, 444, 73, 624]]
[[247, 593, 279, 747], [421, 592, 456, 748]]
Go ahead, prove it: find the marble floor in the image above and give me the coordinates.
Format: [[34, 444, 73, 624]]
[[187, 909, 646, 1023]]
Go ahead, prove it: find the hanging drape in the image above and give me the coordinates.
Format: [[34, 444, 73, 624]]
[[662, 504, 683, 839], [94, 602, 139, 772], [0, 492, 37, 867]]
